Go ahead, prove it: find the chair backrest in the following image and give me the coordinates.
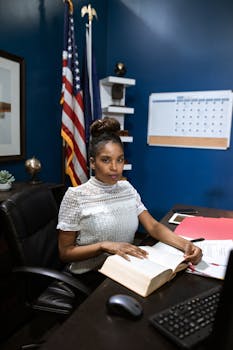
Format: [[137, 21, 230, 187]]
[[0, 185, 64, 270]]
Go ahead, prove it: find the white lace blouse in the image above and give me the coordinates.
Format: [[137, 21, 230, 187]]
[[57, 176, 147, 273]]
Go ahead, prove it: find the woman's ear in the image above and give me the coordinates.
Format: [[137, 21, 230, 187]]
[[90, 157, 95, 169]]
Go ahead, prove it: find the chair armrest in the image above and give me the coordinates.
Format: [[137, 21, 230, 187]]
[[13, 266, 91, 296]]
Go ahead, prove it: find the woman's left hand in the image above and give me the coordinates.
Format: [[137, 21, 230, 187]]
[[183, 242, 202, 264]]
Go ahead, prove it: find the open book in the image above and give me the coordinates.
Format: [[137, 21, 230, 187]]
[[152, 240, 233, 280], [98, 246, 188, 297]]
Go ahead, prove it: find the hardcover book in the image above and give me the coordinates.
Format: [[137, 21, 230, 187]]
[[99, 245, 188, 297]]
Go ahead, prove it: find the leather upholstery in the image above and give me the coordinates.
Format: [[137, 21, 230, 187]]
[[0, 185, 90, 316]]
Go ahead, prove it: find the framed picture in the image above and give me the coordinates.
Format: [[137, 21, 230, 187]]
[[0, 50, 25, 161]]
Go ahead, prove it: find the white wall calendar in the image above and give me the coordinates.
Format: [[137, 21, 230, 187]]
[[147, 90, 233, 149]]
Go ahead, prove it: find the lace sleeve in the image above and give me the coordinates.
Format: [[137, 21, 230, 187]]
[[57, 188, 81, 231], [135, 190, 147, 215], [126, 181, 147, 215]]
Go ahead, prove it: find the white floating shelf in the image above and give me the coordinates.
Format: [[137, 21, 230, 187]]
[[102, 106, 134, 115], [124, 164, 132, 170], [100, 76, 136, 87], [120, 136, 133, 143], [100, 75, 136, 173]]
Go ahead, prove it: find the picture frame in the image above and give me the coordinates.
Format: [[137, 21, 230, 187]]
[[0, 50, 25, 161]]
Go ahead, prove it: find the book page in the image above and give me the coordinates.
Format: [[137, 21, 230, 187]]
[[101, 254, 169, 279], [152, 240, 233, 265], [98, 254, 171, 297], [152, 240, 232, 279], [99, 247, 188, 297], [152, 241, 184, 255], [140, 246, 186, 271]]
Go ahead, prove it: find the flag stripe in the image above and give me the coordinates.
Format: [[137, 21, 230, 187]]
[[62, 98, 86, 143], [61, 1, 88, 186], [61, 116, 87, 174], [61, 127, 87, 184]]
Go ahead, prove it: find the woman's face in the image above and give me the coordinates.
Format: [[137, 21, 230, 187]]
[[90, 141, 124, 185]]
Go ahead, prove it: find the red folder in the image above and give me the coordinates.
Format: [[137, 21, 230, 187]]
[[174, 216, 233, 240]]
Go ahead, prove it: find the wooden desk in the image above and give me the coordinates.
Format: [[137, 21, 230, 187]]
[[40, 205, 231, 350]]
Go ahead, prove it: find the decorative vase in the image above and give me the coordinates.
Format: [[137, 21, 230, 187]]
[[0, 182, 12, 191]]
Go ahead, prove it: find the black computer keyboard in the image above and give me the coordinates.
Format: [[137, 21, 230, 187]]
[[149, 286, 221, 349]]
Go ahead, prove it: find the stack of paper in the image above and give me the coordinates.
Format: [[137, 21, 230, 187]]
[[164, 215, 233, 279], [153, 239, 233, 280]]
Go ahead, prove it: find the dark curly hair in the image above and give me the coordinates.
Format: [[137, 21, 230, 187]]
[[89, 117, 124, 158]]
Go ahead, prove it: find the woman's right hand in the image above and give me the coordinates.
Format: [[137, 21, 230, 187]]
[[100, 241, 148, 260]]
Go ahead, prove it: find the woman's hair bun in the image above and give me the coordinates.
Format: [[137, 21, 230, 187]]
[[90, 117, 120, 137]]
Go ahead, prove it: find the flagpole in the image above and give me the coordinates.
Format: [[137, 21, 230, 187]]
[[81, 4, 98, 120], [87, 23, 93, 118]]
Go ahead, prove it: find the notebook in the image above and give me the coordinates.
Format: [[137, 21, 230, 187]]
[[149, 249, 233, 349]]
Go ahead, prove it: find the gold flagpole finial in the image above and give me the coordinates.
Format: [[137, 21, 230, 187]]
[[63, 0, 73, 14], [81, 4, 97, 22]]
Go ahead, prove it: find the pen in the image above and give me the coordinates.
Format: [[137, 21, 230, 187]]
[[190, 238, 205, 243], [172, 208, 199, 214], [188, 263, 196, 272]]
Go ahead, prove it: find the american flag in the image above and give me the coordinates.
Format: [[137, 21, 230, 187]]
[[61, 0, 88, 186]]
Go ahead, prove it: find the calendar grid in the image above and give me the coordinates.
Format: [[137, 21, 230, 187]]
[[147, 91, 233, 149]]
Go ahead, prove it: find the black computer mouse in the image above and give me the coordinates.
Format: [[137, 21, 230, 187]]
[[106, 294, 143, 320]]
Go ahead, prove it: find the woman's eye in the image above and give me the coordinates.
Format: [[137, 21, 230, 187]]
[[118, 158, 124, 163]]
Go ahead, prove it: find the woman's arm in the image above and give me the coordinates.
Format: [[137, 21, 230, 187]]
[[58, 230, 147, 263], [139, 210, 202, 264], [58, 230, 103, 262]]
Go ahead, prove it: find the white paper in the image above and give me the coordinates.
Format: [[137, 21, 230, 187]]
[[194, 239, 233, 265], [152, 239, 233, 280]]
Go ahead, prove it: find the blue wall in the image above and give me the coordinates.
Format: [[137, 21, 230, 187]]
[[106, 0, 233, 218], [1, 0, 233, 219], [0, 0, 107, 183]]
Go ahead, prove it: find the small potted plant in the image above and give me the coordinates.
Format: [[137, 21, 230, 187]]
[[0, 170, 15, 191]]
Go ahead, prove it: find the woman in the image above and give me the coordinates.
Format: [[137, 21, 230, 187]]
[[57, 117, 202, 289]]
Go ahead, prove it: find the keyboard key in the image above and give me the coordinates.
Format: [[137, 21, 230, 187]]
[[149, 286, 221, 349]]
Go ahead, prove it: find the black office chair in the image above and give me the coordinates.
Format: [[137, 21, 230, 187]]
[[0, 185, 91, 348]]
